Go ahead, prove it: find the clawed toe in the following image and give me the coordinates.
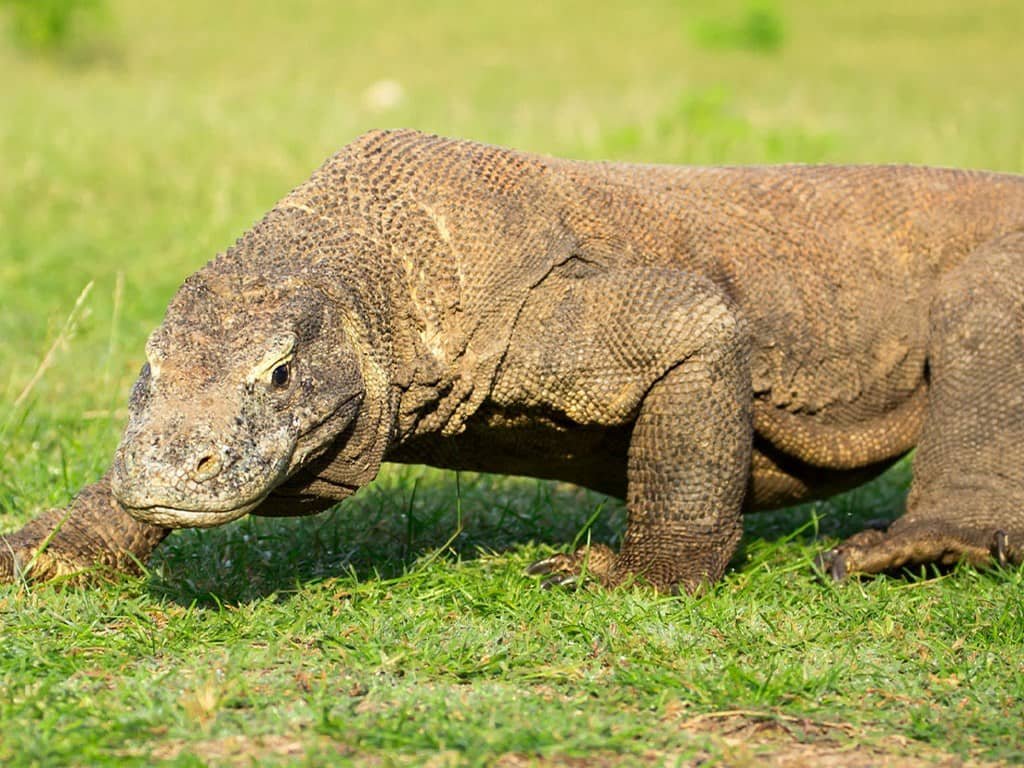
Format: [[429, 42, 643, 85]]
[[527, 553, 585, 590], [992, 530, 1009, 567], [814, 548, 847, 581], [525, 552, 574, 576], [539, 572, 581, 590], [526, 544, 617, 590]]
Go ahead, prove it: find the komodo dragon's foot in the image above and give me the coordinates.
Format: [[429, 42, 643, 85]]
[[818, 520, 1019, 581], [526, 544, 619, 590], [528, 544, 728, 594], [0, 479, 170, 585]]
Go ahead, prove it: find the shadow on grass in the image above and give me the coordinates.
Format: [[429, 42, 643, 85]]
[[147, 459, 913, 608], [146, 467, 623, 607]]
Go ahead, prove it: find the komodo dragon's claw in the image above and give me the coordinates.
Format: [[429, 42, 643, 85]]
[[992, 529, 1009, 567], [812, 549, 845, 581], [815, 519, 894, 579], [526, 544, 618, 590], [539, 572, 581, 591], [814, 527, 889, 582], [526, 553, 582, 590]]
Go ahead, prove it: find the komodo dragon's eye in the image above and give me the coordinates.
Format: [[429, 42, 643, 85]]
[[271, 363, 290, 389]]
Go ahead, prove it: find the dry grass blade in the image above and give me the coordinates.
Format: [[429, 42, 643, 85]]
[[10, 281, 94, 412]]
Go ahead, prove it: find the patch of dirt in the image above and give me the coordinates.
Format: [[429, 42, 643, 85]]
[[147, 734, 349, 765], [140, 712, 997, 767], [493, 711, 992, 768], [671, 711, 976, 767]]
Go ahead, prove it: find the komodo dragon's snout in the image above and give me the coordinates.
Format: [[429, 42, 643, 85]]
[[109, 270, 367, 528]]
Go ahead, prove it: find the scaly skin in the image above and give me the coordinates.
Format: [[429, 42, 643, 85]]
[[3, 130, 1024, 592], [0, 477, 169, 584]]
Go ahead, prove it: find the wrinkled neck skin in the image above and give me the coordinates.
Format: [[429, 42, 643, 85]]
[[110, 204, 402, 529]]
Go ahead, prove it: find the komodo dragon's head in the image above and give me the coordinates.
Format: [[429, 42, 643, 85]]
[[109, 220, 388, 528]]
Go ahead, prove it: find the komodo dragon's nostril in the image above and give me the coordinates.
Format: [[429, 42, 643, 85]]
[[191, 453, 222, 482]]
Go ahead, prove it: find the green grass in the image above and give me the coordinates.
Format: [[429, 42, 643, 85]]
[[2, 0, 1023, 764]]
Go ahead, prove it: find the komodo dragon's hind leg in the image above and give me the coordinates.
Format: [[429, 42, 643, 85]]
[[0, 475, 170, 584], [823, 231, 1024, 578]]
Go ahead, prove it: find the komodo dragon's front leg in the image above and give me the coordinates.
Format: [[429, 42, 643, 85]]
[[503, 267, 752, 594], [823, 231, 1024, 577], [0, 476, 170, 583]]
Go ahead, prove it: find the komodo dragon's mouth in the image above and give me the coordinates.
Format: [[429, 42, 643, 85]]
[[123, 494, 270, 529], [113, 433, 297, 529]]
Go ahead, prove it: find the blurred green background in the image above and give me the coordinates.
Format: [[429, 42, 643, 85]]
[[2, 3, 1023, 765]]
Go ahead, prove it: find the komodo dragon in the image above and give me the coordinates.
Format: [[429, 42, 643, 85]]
[[3, 129, 1024, 594]]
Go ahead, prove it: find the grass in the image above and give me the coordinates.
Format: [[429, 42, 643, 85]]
[[1, 0, 1023, 764]]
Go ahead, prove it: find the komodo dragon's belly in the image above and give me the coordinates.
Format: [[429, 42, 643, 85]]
[[389, 396, 922, 513], [388, 406, 634, 498]]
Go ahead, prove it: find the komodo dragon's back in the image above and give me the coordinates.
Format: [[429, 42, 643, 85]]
[[3, 128, 1024, 593]]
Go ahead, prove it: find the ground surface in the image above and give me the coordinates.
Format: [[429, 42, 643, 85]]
[[1, 0, 1023, 765]]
